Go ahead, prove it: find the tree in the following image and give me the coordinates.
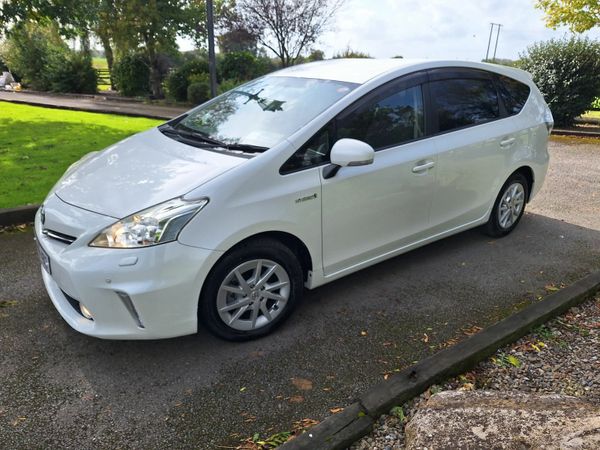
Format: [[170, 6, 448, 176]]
[[518, 37, 600, 125], [236, 0, 345, 67], [536, 0, 599, 32], [217, 0, 260, 53]]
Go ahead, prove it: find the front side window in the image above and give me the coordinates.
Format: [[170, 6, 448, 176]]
[[430, 78, 500, 132], [176, 76, 357, 149], [337, 85, 425, 150]]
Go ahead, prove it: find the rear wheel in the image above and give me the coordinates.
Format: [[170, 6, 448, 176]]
[[484, 172, 529, 237], [199, 239, 303, 341]]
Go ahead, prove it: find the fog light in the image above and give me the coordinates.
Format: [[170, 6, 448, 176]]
[[80, 303, 93, 320]]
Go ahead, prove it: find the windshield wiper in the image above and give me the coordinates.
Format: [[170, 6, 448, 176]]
[[160, 123, 268, 153]]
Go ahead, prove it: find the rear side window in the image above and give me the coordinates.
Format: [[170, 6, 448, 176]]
[[430, 78, 500, 132], [337, 85, 425, 150], [496, 75, 530, 115]]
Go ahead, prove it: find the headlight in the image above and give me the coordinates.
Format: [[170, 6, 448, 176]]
[[89, 197, 208, 248]]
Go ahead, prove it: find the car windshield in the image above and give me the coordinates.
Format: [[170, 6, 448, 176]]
[[176, 76, 358, 149]]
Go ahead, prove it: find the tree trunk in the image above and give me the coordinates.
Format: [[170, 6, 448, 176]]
[[145, 44, 164, 99], [98, 32, 115, 90], [80, 32, 92, 57]]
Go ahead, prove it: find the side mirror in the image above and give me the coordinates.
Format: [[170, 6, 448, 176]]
[[330, 138, 374, 167], [324, 139, 374, 179]]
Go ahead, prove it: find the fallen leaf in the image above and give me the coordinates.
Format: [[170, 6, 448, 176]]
[[291, 377, 313, 391], [329, 407, 344, 414], [0, 300, 18, 308], [506, 355, 521, 367], [360, 330, 368, 336], [421, 333, 429, 343], [289, 395, 304, 404], [545, 284, 560, 292], [240, 386, 247, 392], [463, 325, 482, 336]]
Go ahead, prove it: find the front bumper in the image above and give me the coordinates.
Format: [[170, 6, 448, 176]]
[[34, 199, 222, 339]]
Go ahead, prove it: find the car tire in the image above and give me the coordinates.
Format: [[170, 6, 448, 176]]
[[483, 172, 529, 238], [199, 238, 304, 341]]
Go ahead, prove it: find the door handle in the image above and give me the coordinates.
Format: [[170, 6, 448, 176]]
[[499, 137, 516, 148], [412, 161, 435, 173]]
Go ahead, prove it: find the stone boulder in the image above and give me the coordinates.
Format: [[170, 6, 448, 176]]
[[405, 390, 600, 449]]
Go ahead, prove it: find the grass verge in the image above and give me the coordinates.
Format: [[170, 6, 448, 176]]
[[0, 101, 161, 208]]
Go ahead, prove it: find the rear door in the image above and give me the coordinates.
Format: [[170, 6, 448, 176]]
[[425, 68, 517, 233]]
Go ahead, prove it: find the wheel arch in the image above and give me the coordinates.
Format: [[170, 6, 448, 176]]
[[511, 166, 534, 202], [207, 231, 314, 285]]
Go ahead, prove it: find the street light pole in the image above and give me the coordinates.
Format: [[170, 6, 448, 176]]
[[207, 0, 218, 98]]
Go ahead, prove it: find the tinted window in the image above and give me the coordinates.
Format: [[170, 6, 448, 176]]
[[337, 85, 425, 150], [430, 78, 500, 132], [280, 127, 331, 174], [497, 75, 530, 115]]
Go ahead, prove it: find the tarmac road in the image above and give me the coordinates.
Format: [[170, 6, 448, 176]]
[[1, 138, 599, 449]]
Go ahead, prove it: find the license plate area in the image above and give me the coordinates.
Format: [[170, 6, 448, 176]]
[[36, 239, 52, 275]]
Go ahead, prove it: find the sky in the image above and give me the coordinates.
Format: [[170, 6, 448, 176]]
[[180, 0, 600, 61]]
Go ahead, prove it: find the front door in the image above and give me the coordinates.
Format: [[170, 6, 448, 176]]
[[320, 78, 437, 277]]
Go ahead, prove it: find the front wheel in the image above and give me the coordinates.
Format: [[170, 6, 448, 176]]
[[199, 239, 303, 341], [483, 173, 529, 237]]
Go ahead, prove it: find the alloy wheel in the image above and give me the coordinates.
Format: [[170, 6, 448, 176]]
[[216, 259, 290, 331]]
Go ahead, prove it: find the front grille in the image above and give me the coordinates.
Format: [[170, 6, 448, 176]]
[[43, 229, 77, 245]]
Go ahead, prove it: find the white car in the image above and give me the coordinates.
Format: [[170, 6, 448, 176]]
[[34, 59, 552, 341]]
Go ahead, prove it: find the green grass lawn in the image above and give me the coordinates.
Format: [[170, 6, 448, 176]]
[[92, 57, 108, 70], [582, 110, 600, 119], [92, 57, 112, 91], [0, 102, 162, 208]]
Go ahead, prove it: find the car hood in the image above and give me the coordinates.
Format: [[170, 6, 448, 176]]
[[53, 127, 246, 218]]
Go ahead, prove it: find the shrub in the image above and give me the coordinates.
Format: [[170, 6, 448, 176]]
[[333, 46, 372, 59], [592, 97, 600, 109], [218, 78, 242, 95], [187, 81, 210, 105], [0, 23, 68, 90], [112, 53, 150, 97], [46, 52, 97, 94], [518, 37, 600, 126], [219, 51, 259, 81], [165, 58, 209, 102]]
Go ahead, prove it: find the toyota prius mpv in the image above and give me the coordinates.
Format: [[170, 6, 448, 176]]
[[35, 59, 552, 340]]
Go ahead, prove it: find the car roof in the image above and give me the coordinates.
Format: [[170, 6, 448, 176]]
[[270, 58, 531, 85]]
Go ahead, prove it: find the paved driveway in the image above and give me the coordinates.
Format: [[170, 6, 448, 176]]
[[1, 139, 599, 449]]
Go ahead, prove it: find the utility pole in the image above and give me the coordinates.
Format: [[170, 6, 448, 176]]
[[485, 22, 502, 62], [207, 0, 218, 98], [492, 23, 503, 62], [485, 23, 494, 61]]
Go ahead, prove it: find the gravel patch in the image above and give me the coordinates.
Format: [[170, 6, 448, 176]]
[[350, 292, 600, 450]]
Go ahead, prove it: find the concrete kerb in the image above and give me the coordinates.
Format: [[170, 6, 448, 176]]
[[0, 205, 38, 227], [281, 270, 600, 450]]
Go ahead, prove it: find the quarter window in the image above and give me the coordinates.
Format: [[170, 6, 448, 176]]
[[337, 85, 425, 150], [280, 127, 331, 174], [430, 78, 500, 132], [496, 75, 530, 115]]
